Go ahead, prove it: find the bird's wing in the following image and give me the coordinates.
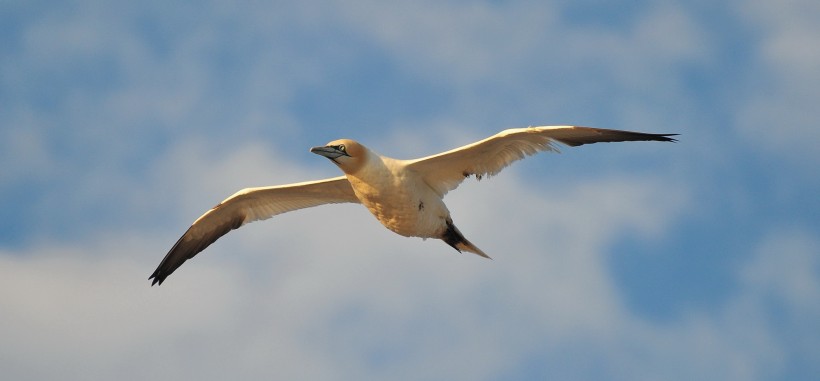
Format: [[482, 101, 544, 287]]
[[405, 126, 677, 196], [150, 176, 359, 285]]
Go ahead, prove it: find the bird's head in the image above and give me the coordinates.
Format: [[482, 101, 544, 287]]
[[310, 139, 368, 174]]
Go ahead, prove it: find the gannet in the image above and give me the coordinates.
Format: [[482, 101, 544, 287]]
[[150, 126, 677, 285]]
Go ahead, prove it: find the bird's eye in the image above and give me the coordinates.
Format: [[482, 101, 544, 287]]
[[337, 144, 346, 152]]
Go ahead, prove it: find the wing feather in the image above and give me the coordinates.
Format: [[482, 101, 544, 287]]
[[150, 176, 359, 285], [406, 126, 677, 196]]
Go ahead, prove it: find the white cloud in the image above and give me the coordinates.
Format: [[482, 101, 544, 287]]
[[740, 229, 820, 373], [0, 239, 245, 380], [0, 113, 55, 185], [331, 0, 711, 132], [336, 1, 559, 83], [742, 229, 820, 308], [734, 0, 820, 161]]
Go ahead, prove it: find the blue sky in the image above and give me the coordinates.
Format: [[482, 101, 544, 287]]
[[1, 0, 818, 380]]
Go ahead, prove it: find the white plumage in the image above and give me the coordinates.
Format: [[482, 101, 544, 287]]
[[150, 126, 676, 285]]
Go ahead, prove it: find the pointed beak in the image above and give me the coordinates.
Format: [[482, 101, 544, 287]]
[[310, 146, 347, 159]]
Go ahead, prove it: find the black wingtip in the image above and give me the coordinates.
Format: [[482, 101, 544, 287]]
[[149, 272, 164, 286], [660, 133, 680, 143], [558, 129, 681, 147], [635, 132, 679, 143]]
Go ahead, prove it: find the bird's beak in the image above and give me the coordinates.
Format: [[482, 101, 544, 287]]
[[310, 146, 348, 159]]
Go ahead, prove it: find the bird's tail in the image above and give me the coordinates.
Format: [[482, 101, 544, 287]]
[[455, 240, 490, 259], [442, 218, 491, 259]]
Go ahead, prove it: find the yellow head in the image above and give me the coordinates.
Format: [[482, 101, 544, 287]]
[[310, 139, 369, 174]]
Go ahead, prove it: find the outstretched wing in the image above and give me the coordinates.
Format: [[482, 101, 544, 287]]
[[150, 176, 359, 285], [405, 126, 677, 196]]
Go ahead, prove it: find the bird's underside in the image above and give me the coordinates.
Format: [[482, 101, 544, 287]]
[[150, 125, 677, 285]]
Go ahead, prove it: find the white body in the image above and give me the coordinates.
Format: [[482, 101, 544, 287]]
[[345, 153, 449, 238]]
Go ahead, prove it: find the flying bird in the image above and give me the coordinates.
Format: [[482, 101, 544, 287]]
[[150, 126, 677, 285]]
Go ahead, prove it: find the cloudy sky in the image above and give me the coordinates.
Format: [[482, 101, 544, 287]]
[[2, 0, 818, 380]]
